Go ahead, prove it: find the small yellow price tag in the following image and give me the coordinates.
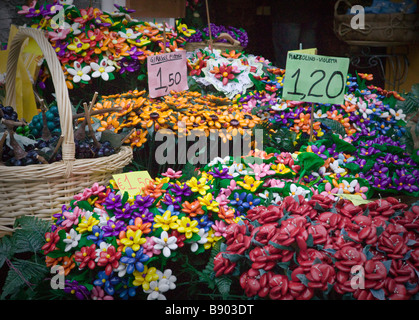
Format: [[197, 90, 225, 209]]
[[112, 171, 153, 196], [333, 194, 372, 206]]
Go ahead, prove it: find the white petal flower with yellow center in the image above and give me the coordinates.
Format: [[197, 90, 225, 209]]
[[91, 59, 115, 81], [67, 61, 91, 83]]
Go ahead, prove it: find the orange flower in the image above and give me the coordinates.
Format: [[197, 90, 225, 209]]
[[217, 206, 236, 224], [358, 73, 373, 81], [343, 101, 357, 113], [221, 50, 242, 59], [127, 217, 152, 234], [45, 255, 75, 276], [182, 200, 204, 217], [142, 182, 166, 198]]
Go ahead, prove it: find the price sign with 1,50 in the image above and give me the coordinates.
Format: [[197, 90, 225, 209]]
[[282, 52, 350, 105], [147, 50, 188, 98], [112, 171, 153, 197]]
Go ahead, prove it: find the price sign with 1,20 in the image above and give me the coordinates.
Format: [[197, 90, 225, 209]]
[[282, 52, 350, 105], [112, 171, 153, 196], [147, 50, 188, 98]]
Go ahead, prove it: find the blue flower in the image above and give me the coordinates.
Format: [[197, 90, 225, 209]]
[[86, 225, 105, 245], [93, 271, 120, 296], [193, 215, 213, 232], [120, 247, 149, 274], [242, 193, 261, 210], [117, 278, 137, 300], [157, 204, 180, 216]]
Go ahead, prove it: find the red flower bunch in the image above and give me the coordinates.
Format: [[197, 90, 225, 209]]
[[214, 195, 419, 300]]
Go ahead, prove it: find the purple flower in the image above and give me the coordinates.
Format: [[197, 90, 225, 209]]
[[114, 202, 134, 220], [373, 176, 392, 189], [162, 194, 182, 210], [132, 194, 154, 212], [102, 219, 125, 237], [360, 147, 379, 157], [169, 183, 192, 197], [311, 144, 328, 160], [210, 167, 232, 179], [393, 175, 419, 192], [372, 164, 389, 177], [64, 280, 90, 300], [103, 192, 122, 211], [52, 40, 68, 57]]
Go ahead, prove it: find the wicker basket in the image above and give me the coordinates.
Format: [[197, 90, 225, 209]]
[[333, 0, 419, 46], [0, 27, 133, 237], [185, 32, 244, 53]]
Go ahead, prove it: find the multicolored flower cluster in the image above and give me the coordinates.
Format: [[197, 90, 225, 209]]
[[18, 1, 195, 91]]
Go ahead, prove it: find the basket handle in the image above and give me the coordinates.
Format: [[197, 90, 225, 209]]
[[215, 32, 241, 46], [5, 27, 75, 177]]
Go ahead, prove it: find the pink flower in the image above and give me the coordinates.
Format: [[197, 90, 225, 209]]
[[90, 182, 105, 195], [215, 193, 230, 207], [142, 237, 161, 258], [212, 220, 227, 238], [248, 163, 276, 180], [61, 207, 82, 228], [320, 182, 342, 200], [91, 286, 114, 300], [17, 1, 36, 15], [161, 168, 183, 179], [48, 28, 71, 41], [265, 179, 285, 188], [73, 188, 93, 201]]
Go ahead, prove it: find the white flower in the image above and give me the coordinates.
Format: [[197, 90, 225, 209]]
[[118, 28, 141, 39], [344, 93, 357, 104], [58, 0, 74, 5], [208, 156, 230, 167], [59, 21, 81, 34], [228, 163, 248, 177], [94, 208, 110, 227], [144, 279, 170, 300], [63, 229, 81, 252], [312, 166, 330, 178], [313, 109, 327, 119], [153, 231, 178, 258], [329, 160, 346, 174], [271, 102, 288, 111], [389, 108, 406, 121], [67, 61, 91, 83], [147, 21, 172, 33], [342, 179, 358, 193], [190, 228, 208, 252], [91, 59, 115, 81], [156, 269, 177, 290], [95, 242, 111, 261], [289, 184, 310, 197], [259, 191, 282, 204], [114, 262, 128, 278]]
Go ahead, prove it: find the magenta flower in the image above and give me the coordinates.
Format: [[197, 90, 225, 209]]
[[61, 207, 82, 228], [247, 163, 276, 180], [212, 220, 227, 238], [48, 28, 71, 41], [91, 286, 114, 300], [142, 236, 161, 258], [161, 168, 183, 179], [74, 188, 93, 201]]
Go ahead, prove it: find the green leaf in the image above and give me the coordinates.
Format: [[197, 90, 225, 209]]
[[1, 258, 49, 299], [0, 235, 14, 269], [215, 276, 232, 299]]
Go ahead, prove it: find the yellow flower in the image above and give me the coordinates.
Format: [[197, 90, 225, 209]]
[[154, 177, 170, 185], [198, 193, 219, 213], [153, 210, 179, 232], [67, 37, 90, 53], [76, 216, 99, 233], [237, 175, 263, 192], [119, 229, 146, 252], [186, 177, 210, 196], [176, 22, 196, 37], [133, 266, 159, 290], [201, 171, 214, 183], [272, 163, 291, 175], [204, 229, 222, 250], [176, 216, 199, 239]]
